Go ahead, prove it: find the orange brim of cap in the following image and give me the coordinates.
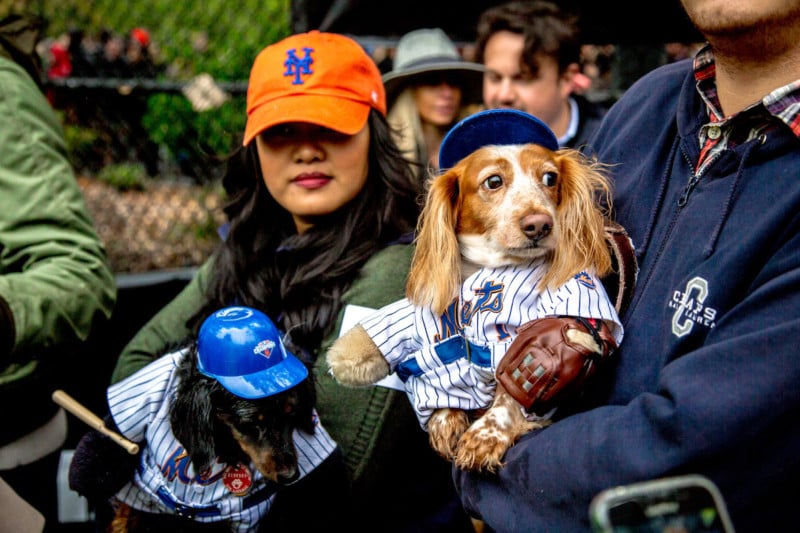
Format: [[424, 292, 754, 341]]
[[243, 94, 371, 146]]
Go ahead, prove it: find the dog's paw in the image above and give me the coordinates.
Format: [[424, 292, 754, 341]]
[[326, 324, 390, 386], [453, 394, 544, 472], [566, 326, 603, 353], [427, 408, 470, 460], [453, 415, 515, 472]]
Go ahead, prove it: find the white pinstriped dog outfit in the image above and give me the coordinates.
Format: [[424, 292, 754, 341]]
[[360, 258, 623, 428], [107, 350, 337, 532]]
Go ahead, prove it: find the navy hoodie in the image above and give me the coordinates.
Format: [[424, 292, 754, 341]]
[[454, 58, 800, 532]]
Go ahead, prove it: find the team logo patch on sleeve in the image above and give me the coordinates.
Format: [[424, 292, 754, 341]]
[[574, 271, 596, 289]]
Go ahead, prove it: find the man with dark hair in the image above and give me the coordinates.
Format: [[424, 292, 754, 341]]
[[474, 0, 607, 149]]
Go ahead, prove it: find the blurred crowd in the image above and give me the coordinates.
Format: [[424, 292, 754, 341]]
[[37, 27, 163, 177], [41, 26, 161, 82], [370, 40, 702, 108]]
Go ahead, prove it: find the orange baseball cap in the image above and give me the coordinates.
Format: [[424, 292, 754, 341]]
[[243, 31, 386, 146]]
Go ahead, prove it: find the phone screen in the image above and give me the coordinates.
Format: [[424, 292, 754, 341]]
[[590, 476, 735, 533], [607, 485, 727, 532]]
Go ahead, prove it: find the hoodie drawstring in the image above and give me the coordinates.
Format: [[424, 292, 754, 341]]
[[702, 133, 764, 257]]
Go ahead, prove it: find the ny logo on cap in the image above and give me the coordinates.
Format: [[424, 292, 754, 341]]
[[284, 47, 314, 85]]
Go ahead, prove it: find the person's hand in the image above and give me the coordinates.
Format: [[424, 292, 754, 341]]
[[68, 416, 140, 503]]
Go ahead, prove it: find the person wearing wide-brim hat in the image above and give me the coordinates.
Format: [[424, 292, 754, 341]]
[[383, 28, 486, 183]]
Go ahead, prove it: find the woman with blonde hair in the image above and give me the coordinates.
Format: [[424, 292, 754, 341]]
[[383, 28, 484, 182]]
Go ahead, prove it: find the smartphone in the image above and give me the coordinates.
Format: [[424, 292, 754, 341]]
[[589, 474, 735, 533]]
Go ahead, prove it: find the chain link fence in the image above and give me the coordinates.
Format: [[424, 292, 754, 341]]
[[10, 0, 292, 272], [16, 0, 691, 273]]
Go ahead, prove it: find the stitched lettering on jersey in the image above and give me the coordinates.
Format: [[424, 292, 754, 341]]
[[284, 47, 313, 85], [435, 300, 460, 342], [493, 323, 511, 342], [461, 280, 504, 323], [161, 446, 226, 485], [435, 280, 506, 343]]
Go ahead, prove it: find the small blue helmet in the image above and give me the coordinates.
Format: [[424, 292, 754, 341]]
[[197, 306, 308, 399], [438, 109, 559, 171]]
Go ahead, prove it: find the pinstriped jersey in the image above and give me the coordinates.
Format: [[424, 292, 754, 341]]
[[107, 349, 337, 532], [360, 258, 624, 428]]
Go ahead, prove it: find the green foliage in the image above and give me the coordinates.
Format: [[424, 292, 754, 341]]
[[96, 162, 150, 191], [142, 93, 246, 167], [39, 0, 291, 77], [62, 121, 99, 163], [35, 0, 291, 178]]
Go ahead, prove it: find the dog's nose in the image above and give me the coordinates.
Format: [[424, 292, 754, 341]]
[[278, 467, 299, 484], [521, 214, 553, 241]]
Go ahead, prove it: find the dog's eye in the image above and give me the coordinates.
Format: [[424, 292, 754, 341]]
[[542, 171, 557, 187], [482, 174, 503, 190]]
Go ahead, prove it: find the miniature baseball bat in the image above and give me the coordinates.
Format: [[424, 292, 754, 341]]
[[52, 389, 140, 455]]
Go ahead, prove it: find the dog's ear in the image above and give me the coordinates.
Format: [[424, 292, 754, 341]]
[[543, 149, 613, 288], [294, 378, 317, 435], [407, 163, 464, 314], [170, 349, 218, 474]]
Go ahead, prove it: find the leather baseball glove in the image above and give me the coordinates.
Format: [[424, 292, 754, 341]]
[[496, 316, 617, 416]]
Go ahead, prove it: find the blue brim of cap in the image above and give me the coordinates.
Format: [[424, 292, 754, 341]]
[[215, 353, 308, 399], [438, 109, 559, 170]]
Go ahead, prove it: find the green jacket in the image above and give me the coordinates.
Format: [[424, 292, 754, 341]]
[[0, 21, 117, 443], [111, 244, 466, 530]]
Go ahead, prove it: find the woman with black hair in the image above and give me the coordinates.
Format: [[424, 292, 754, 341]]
[[110, 31, 475, 532]]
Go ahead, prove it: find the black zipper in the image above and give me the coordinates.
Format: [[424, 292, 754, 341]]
[[678, 151, 718, 207]]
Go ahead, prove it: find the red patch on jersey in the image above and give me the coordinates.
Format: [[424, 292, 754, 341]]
[[223, 463, 252, 496]]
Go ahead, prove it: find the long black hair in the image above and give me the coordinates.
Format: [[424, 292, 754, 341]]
[[190, 110, 421, 361]]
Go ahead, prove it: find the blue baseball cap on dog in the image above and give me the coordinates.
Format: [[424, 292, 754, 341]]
[[438, 109, 559, 170], [197, 306, 308, 399]]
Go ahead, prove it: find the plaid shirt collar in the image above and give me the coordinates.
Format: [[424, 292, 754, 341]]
[[693, 44, 800, 138], [690, 44, 800, 172]]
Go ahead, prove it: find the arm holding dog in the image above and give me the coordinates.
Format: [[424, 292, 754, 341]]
[[455, 3, 800, 529]]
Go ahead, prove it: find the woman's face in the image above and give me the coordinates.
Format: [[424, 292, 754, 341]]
[[413, 73, 463, 127], [255, 122, 370, 234]]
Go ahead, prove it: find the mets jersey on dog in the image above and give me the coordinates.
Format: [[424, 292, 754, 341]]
[[107, 350, 337, 532], [359, 258, 623, 427]]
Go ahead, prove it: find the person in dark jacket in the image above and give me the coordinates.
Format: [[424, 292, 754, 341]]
[[474, 0, 608, 150], [454, 0, 800, 531]]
